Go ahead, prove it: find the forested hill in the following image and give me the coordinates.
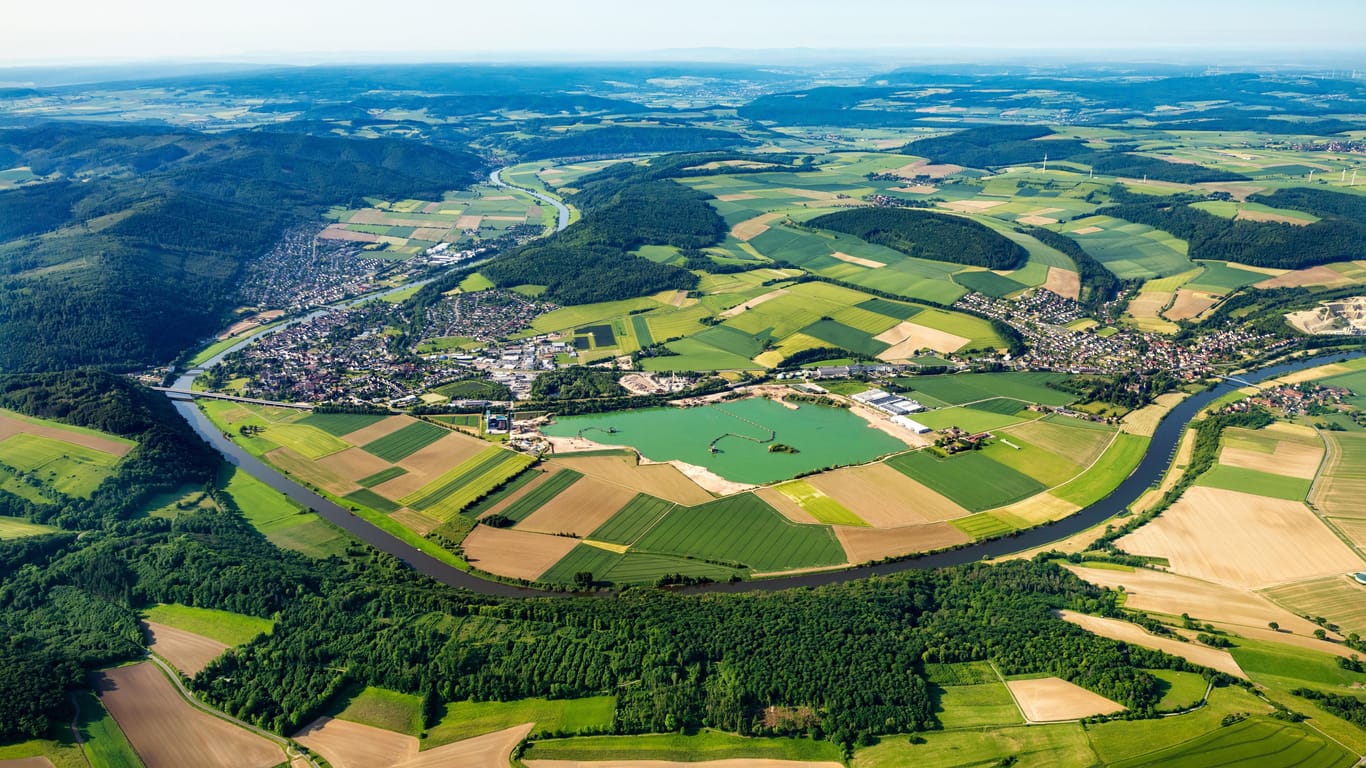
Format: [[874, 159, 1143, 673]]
[[516, 125, 754, 160], [808, 208, 1028, 271], [482, 153, 745, 304], [0, 123, 484, 372], [1098, 187, 1366, 270]]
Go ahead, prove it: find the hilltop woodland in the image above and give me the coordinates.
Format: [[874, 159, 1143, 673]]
[[0, 373, 1223, 749], [808, 207, 1028, 270], [0, 123, 484, 372], [482, 153, 768, 304]]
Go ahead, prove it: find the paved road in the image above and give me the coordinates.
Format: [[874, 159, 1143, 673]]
[[490, 167, 571, 232]]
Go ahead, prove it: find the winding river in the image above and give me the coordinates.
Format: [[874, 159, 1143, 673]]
[[171, 343, 1358, 597]]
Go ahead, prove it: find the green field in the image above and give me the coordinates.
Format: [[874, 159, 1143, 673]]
[[1106, 718, 1354, 768], [71, 689, 143, 768], [588, 494, 677, 546], [1196, 464, 1311, 501], [634, 493, 846, 572], [950, 512, 1020, 539], [1051, 434, 1149, 507], [297, 412, 389, 436], [400, 447, 535, 519], [360, 421, 449, 462], [1063, 216, 1192, 280], [343, 488, 401, 513], [0, 515, 60, 539], [774, 479, 867, 526], [895, 372, 1075, 407], [502, 469, 582, 523], [915, 404, 1038, 434], [524, 730, 841, 763], [1230, 636, 1366, 690], [853, 722, 1094, 768], [358, 466, 408, 487], [1151, 669, 1209, 711], [886, 451, 1047, 512], [425, 696, 616, 747], [981, 432, 1085, 487], [332, 686, 423, 736], [935, 683, 1023, 728], [142, 603, 273, 646], [220, 466, 349, 558], [261, 423, 350, 460], [0, 433, 121, 497], [1184, 260, 1269, 293]]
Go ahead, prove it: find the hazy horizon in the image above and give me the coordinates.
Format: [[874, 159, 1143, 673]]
[[4, 0, 1364, 69]]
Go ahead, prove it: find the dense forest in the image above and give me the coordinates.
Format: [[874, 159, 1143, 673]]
[[0, 123, 484, 372], [1098, 188, 1366, 270], [903, 125, 1090, 168], [808, 207, 1028, 270], [516, 125, 753, 160], [482, 154, 733, 304]]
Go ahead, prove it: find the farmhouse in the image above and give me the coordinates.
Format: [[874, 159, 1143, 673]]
[[891, 415, 933, 433], [852, 388, 926, 416]]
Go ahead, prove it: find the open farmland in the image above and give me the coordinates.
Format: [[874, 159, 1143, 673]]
[[1006, 677, 1125, 722], [1261, 576, 1366, 639], [399, 447, 535, 519], [142, 622, 228, 676], [516, 475, 637, 536], [1117, 486, 1363, 589], [885, 451, 1046, 512], [632, 494, 845, 573], [463, 525, 581, 581], [1105, 718, 1353, 768], [95, 663, 281, 768], [0, 516, 60, 539], [0, 432, 123, 497], [360, 421, 450, 462]]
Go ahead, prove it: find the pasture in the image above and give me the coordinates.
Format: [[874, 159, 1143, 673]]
[[297, 411, 389, 436], [893, 371, 1074, 407], [141, 603, 273, 647], [634, 493, 846, 573], [95, 662, 282, 768], [425, 696, 615, 746], [1195, 464, 1311, 501], [332, 686, 423, 736], [522, 729, 842, 764], [1106, 718, 1353, 768], [0, 516, 59, 539], [934, 682, 1023, 728], [0, 433, 121, 497], [70, 689, 143, 768], [220, 466, 349, 558], [885, 451, 1047, 512]]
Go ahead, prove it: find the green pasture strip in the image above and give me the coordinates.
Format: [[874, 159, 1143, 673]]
[[361, 421, 449, 462], [587, 493, 677, 546], [141, 603, 273, 646], [358, 466, 408, 488], [501, 469, 583, 523], [886, 451, 1047, 512], [297, 412, 389, 436]]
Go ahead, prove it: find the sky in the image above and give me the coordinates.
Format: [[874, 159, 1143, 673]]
[[2, 0, 1364, 66]]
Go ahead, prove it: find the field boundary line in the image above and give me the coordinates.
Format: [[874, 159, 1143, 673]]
[[1302, 429, 1365, 561], [987, 661, 1029, 724], [144, 654, 320, 768], [68, 692, 94, 768]]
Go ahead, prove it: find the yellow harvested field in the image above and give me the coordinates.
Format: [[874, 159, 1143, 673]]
[[527, 761, 840, 768], [1126, 291, 1170, 320], [1117, 486, 1363, 589], [462, 526, 580, 581], [1235, 208, 1312, 225], [1332, 517, 1366, 549], [1006, 677, 1124, 722], [830, 251, 885, 269], [1042, 267, 1080, 300], [295, 717, 414, 768], [756, 487, 820, 525], [991, 493, 1079, 527], [0, 412, 134, 457], [1165, 289, 1218, 320], [516, 477, 636, 537], [892, 184, 938, 194], [719, 289, 788, 319], [874, 321, 969, 356], [1261, 575, 1366, 638], [1016, 215, 1058, 226], [1065, 564, 1322, 635], [339, 416, 412, 444], [1220, 439, 1322, 480], [411, 226, 452, 241], [941, 199, 1005, 212], [348, 209, 430, 227], [143, 621, 227, 676], [266, 448, 359, 496], [1196, 182, 1264, 201], [524, 754, 835, 759], [391, 508, 441, 536], [1255, 266, 1354, 290], [894, 159, 964, 179], [836, 522, 970, 563], [546, 455, 713, 505], [730, 212, 781, 241], [455, 215, 482, 229], [809, 463, 967, 526], [375, 432, 490, 499], [778, 187, 838, 200], [319, 224, 380, 243], [318, 447, 394, 485], [1320, 478, 1366, 519], [1058, 610, 1245, 678], [97, 662, 281, 768], [400, 723, 533, 768], [1071, 225, 1103, 235], [1121, 392, 1187, 437], [714, 192, 759, 202]]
